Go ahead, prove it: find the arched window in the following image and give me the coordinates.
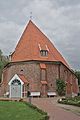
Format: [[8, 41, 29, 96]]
[[11, 79, 21, 85]]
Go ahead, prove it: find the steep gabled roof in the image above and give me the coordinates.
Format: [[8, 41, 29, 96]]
[[8, 74, 29, 85], [18, 74, 29, 84], [11, 20, 69, 67]]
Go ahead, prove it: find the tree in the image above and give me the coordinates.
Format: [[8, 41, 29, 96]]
[[0, 49, 2, 61], [56, 79, 66, 96], [0, 49, 2, 55], [0, 49, 9, 82]]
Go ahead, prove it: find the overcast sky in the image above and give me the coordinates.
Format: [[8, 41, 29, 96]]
[[0, 0, 80, 70]]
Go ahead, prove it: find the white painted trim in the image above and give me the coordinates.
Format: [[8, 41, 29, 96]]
[[23, 85, 25, 98], [8, 74, 24, 85], [9, 85, 11, 98], [45, 45, 49, 51], [38, 44, 41, 50], [8, 74, 24, 98], [21, 85, 23, 98]]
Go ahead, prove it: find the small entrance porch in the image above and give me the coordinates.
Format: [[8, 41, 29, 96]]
[[8, 74, 29, 98]]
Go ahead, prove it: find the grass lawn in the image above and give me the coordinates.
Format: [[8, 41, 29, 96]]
[[0, 101, 44, 120]]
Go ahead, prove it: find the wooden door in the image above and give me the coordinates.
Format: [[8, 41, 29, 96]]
[[11, 79, 21, 98]]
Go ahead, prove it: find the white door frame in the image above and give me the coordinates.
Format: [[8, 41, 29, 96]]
[[8, 74, 24, 98]]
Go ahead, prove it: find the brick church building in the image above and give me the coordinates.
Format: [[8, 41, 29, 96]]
[[0, 20, 79, 98]]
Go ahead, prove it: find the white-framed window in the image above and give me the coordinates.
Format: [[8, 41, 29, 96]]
[[40, 50, 48, 56]]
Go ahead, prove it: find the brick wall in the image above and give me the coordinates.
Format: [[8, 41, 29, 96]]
[[0, 61, 78, 97], [60, 64, 78, 96], [46, 64, 59, 92]]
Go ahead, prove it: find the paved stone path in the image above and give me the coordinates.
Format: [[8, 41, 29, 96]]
[[31, 98, 80, 120]]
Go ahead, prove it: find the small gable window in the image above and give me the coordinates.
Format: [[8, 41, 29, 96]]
[[40, 50, 48, 56]]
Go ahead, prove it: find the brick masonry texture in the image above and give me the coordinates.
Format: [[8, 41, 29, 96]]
[[0, 61, 78, 97], [0, 20, 79, 97]]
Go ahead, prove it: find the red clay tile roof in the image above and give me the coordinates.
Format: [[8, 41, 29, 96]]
[[18, 74, 29, 84], [41, 81, 47, 84], [40, 63, 46, 69], [11, 20, 69, 68]]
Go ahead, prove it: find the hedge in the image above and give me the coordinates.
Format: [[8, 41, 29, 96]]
[[58, 97, 80, 107]]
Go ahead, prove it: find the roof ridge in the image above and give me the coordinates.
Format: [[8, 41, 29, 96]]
[[15, 20, 32, 51], [29, 21, 69, 67], [11, 20, 69, 68]]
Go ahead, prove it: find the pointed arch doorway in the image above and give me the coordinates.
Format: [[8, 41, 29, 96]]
[[11, 79, 21, 98], [8, 74, 24, 98]]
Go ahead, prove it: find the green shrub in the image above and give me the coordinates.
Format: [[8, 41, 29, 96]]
[[58, 97, 80, 107], [56, 79, 66, 96]]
